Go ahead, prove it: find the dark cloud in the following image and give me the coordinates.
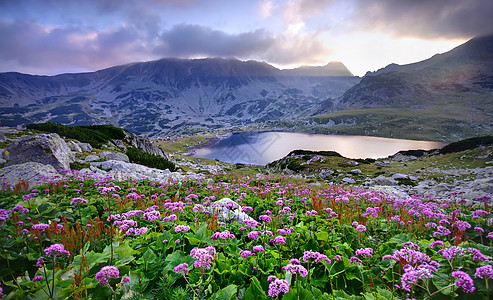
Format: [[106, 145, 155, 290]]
[[353, 0, 493, 39], [0, 20, 151, 74], [155, 24, 275, 57]]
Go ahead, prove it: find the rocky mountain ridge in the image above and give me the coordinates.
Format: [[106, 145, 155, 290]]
[[0, 58, 358, 136], [312, 35, 493, 141]]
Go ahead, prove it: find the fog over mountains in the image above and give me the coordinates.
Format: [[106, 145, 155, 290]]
[[0, 35, 492, 140]]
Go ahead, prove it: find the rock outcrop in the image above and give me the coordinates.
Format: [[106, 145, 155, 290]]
[[2, 133, 75, 170], [210, 198, 256, 223], [100, 151, 129, 163], [0, 162, 59, 189], [124, 131, 165, 157]]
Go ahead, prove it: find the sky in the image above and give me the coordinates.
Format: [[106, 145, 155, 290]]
[[0, 0, 492, 77]]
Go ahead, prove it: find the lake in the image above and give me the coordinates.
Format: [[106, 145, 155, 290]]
[[192, 131, 447, 165]]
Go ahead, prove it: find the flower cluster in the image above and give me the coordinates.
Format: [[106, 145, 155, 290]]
[[267, 275, 289, 298], [438, 246, 466, 260], [173, 263, 190, 275], [12, 205, 29, 214], [95, 265, 119, 287], [284, 263, 308, 277], [306, 210, 317, 217], [355, 247, 373, 258], [401, 263, 437, 292], [239, 250, 255, 258], [32, 223, 50, 231], [174, 224, 191, 233], [70, 197, 88, 205], [210, 230, 235, 240], [270, 235, 286, 245], [475, 265, 493, 280], [44, 244, 70, 257], [302, 250, 331, 264], [451, 270, 476, 293], [190, 246, 216, 270]]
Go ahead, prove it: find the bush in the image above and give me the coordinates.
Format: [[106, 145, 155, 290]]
[[27, 122, 126, 148], [439, 136, 493, 154], [126, 147, 176, 171]]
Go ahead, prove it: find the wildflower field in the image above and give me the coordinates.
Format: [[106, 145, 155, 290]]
[[0, 172, 492, 299]]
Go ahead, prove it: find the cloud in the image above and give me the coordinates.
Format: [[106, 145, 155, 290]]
[[155, 24, 331, 66], [155, 24, 275, 58], [0, 20, 153, 74], [352, 0, 493, 39]]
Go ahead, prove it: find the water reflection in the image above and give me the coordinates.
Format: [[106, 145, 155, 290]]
[[192, 132, 446, 165]]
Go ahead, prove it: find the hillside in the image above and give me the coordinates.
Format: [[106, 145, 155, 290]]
[[0, 58, 358, 136], [314, 35, 493, 142]]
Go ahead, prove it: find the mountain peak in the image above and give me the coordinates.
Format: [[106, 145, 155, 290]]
[[282, 61, 354, 77]]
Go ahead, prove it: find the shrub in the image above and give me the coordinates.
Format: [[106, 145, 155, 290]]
[[27, 122, 126, 148], [125, 147, 176, 171], [439, 136, 493, 154]]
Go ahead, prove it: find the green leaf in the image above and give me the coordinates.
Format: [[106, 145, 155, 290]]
[[143, 248, 157, 265], [432, 273, 458, 296], [389, 233, 413, 245], [316, 231, 329, 241], [299, 288, 315, 300], [244, 277, 267, 300], [213, 284, 237, 300]]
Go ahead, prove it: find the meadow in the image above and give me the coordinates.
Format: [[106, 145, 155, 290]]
[[0, 170, 492, 299]]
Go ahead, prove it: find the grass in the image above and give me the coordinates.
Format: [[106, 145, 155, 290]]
[[155, 134, 215, 153], [313, 107, 493, 142]]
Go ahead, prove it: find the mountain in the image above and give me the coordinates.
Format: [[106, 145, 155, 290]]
[[314, 34, 493, 141], [0, 58, 359, 135], [282, 62, 353, 77]]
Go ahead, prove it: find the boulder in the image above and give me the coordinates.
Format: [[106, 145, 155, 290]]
[[67, 141, 82, 153], [84, 155, 100, 162], [351, 169, 362, 174], [319, 169, 334, 179], [113, 140, 127, 151], [210, 198, 256, 223], [124, 131, 165, 157], [2, 133, 74, 170], [0, 162, 59, 190], [101, 151, 130, 162], [77, 142, 93, 152], [368, 175, 398, 186], [342, 177, 356, 184]]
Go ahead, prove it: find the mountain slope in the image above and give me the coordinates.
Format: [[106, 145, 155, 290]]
[[0, 58, 359, 135], [314, 35, 493, 141]]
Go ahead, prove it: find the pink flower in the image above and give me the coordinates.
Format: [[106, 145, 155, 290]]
[[173, 263, 190, 275], [95, 266, 119, 287]]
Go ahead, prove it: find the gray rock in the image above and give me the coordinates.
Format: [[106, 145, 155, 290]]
[[0, 162, 59, 190], [67, 141, 82, 153], [375, 161, 390, 167], [351, 169, 362, 174], [124, 131, 165, 157], [101, 151, 130, 162], [2, 133, 74, 170], [319, 169, 335, 179], [0, 133, 6, 143], [77, 142, 93, 152], [346, 160, 359, 166], [113, 140, 127, 151], [392, 173, 409, 180], [210, 198, 256, 223], [369, 175, 398, 186], [342, 177, 356, 184], [84, 155, 100, 162]]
